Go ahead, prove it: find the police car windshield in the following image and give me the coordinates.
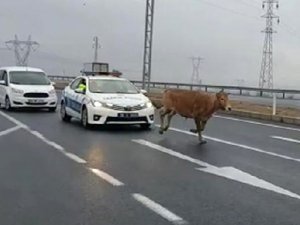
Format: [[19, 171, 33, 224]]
[[9, 71, 51, 85], [89, 79, 139, 94]]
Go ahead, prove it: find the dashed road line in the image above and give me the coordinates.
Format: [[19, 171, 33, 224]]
[[89, 168, 124, 186], [271, 136, 300, 144], [133, 139, 300, 201], [0, 111, 75, 159], [0, 126, 21, 137], [160, 126, 300, 163], [30, 130, 65, 152], [132, 193, 188, 225], [0, 111, 126, 186], [64, 152, 87, 164], [0, 111, 127, 185], [214, 115, 300, 132], [0, 111, 28, 129]]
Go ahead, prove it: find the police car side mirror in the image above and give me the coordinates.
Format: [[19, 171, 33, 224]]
[[75, 89, 85, 94], [140, 89, 147, 94]]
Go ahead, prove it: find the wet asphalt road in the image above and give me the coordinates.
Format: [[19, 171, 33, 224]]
[[0, 107, 300, 225]]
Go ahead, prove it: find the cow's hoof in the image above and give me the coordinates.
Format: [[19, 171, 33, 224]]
[[190, 129, 197, 133], [159, 130, 164, 135], [199, 140, 207, 145]]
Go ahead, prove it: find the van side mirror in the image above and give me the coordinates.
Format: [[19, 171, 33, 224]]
[[51, 81, 56, 86], [0, 80, 6, 85]]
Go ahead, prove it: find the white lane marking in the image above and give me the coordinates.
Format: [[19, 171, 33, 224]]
[[133, 139, 211, 167], [64, 152, 87, 164], [0, 111, 65, 151], [0, 111, 86, 165], [0, 126, 21, 137], [197, 166, 300, 200], [214, 115, 300, 132], [271, 136, 300, 144], [132, 193, 188, 225], [30, 130, 65, 152], [89, 168, 124, 186], [0, 111, 28, 129], [162, 126, 300, 163], [133, 139, 300, 201]]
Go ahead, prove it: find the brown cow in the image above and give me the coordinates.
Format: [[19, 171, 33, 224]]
[[158, 89, 231, 144]]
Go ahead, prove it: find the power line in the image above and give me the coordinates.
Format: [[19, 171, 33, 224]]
[[232, 0, 261, 11], [196, 0, 260, 21], [279, 21, 300, 39]]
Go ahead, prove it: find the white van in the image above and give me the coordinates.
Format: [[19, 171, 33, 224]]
[[0, 67, 58, 111]]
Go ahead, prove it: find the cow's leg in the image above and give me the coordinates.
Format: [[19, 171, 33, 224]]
[[190, 120, 207, 133], [194, 118, 207, 145], [190, 118, 200, 133], [200, 120, 207, 131], [159, 108, 169, 134], [163, 110, 176, 131]]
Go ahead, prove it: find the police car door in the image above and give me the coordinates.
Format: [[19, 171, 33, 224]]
[[64, 78, 82, 118], [65, 77, 86, 118]]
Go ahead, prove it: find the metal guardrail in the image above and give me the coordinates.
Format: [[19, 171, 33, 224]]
[[48, 75, 300, 100]]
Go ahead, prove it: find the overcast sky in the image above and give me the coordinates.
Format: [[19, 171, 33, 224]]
[[0, 0, 299, 88]]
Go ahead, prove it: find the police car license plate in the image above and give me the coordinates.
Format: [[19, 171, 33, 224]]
[[28, 99, 45, 103], [118, 113, 138, 118]]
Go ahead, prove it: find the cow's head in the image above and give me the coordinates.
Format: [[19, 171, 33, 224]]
[[216, 91, 231, 111]]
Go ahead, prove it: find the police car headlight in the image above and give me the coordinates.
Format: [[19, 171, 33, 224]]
[[94, 101, 103, 107], [91, 100, 103, 107], [103, 102, 113, 108], [146, 101, 153, 108]]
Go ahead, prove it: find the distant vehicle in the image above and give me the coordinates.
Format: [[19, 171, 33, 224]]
[[0, 66, 58, 111], [60, 75, 155, 129]]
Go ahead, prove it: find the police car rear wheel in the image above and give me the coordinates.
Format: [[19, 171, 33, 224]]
[[82, 107, 91, 129], [60, 102, 71, 122]]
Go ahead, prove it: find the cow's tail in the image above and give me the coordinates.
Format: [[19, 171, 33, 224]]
[[150, 89, 170, 109], [151, 98, 163, 109]]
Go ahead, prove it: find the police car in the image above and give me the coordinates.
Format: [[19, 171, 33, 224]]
[[60, 75, 155, 129]]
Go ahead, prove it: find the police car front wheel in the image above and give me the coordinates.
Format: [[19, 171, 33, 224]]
[[81, 107, 91, 129], [60, 102, 71, 122]]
